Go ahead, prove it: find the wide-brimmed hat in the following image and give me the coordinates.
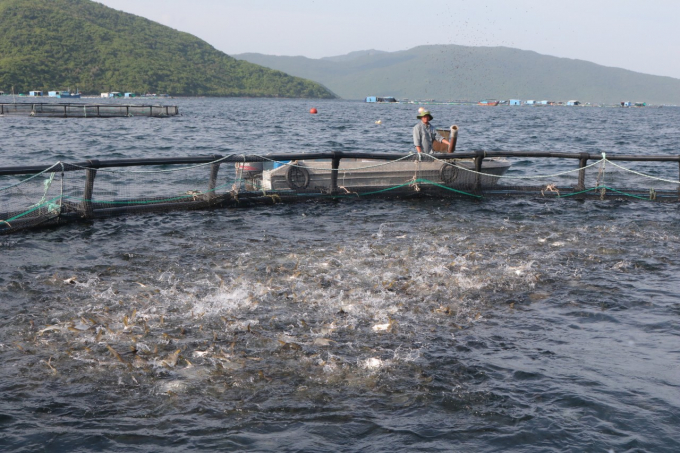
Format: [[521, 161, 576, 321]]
[[417, 110, 433, 119]]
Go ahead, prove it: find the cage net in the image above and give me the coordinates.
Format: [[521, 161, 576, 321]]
[[1, 153, 679, 234], [0, 159, 240, 234], [0, 103, 178, 118], [490, 154, 680, 201]]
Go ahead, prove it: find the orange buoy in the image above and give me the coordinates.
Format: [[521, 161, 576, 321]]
[[310, 108, 318, 114]]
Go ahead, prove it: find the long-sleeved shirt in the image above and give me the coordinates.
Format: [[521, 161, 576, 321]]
[[413, 122, 444, 153]]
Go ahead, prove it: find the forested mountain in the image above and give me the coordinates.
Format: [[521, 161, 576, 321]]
[[236, 45, 680, 104], [0, 0, 335, 98]]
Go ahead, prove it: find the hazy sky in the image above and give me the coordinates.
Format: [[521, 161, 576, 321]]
[[95, 0, 680, 79]]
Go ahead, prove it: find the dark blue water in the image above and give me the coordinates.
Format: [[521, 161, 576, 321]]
[[1, 99, 679, 452]]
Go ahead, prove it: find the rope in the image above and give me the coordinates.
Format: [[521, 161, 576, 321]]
[[301, 178, 481, 199], [26, 162, 64, 213], [596, 152, 607, 188], [68, 154, 237, 174], [0, 162, 65, 192], [3, 195, 64, 223], [429, 154, 605, 181], [555, 185, 656, 201], [605, 159, 680, 185], [255, 153, 419, 173]]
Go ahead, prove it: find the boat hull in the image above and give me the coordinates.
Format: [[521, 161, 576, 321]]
[[260, 158, 511, 193]]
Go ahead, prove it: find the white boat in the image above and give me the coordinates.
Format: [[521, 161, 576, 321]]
[[252, 126, 509, 193], [260, 157, 510, 193]]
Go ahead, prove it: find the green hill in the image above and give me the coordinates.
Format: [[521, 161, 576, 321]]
[[0, 0, 335, 98], [235, 45, 680, 104]]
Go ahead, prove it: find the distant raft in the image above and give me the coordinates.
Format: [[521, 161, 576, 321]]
[[0, 102, 179, 118]]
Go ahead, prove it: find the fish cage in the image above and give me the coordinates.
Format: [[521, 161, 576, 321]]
[[0, 103, 179, 118], [1, 151, 680, 234]]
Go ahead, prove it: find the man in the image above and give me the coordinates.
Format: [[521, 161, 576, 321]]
[[413, 110, 449, 153]]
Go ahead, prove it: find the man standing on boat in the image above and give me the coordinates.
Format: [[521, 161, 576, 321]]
[[413, 110, 450, 153]]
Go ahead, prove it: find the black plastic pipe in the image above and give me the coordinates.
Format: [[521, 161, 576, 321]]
[[1, 151, 680, 177]]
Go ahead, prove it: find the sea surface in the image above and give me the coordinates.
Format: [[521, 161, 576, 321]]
[[1, 98, 679, 452]]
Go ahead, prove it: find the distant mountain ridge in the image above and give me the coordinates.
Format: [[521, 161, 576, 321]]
[[320, 50, 389, 63], [235, 45, 680, 104], [0, 0, 334, 97]]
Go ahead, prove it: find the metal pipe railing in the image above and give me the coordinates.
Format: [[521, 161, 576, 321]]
[[2, 150, 680, 177]]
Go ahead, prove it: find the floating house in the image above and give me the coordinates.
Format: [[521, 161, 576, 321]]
[[101, 92, 123, 98], [509, 99, 521, 106], [525, 100, 535, 105], [48, 90, 81, 99], [365, 96, 397, 103], [29, 91, 43, 97], [566, 100, 581, 106], [124, 93, 137, 98]]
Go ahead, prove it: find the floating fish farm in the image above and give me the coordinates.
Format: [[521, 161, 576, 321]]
[[0, 102, 179, 118], [1, 150, 679, 234]]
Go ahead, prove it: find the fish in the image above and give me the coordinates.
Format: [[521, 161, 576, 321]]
[[160, 380, 186, 394], [133, 355, 148, 369], [278, 340, 302, 351], [68, 326, 88, 333], [362, 357, 383, 369], [45, 357, 58, 375], [372, 318, 397, 333], [105, 343, 128, 366], [161, 349, 181, 368], [38, 325, 65, 336], [312, 338, 334, 347], [372, 323, 390, 332], [192, 348, 212, 358], [317, 323, 337, 335]]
